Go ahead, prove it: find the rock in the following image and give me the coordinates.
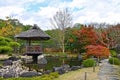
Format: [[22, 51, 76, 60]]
[[20, 71, 39, 77], [62, 64, 70, 72], [3, 72, 16, 78], [8, 56, 19, 61], [53, 67, 65, 74], [38, 72, 42, 76], [71, 66, 81, 71], [21, 56, 33, 64], [43, 70, 52, 74], [0, 72, 2, 77], [3, 60, 12, 66], [117, 54, 120, 60], [38, 55, 47, 64], [0, 60, 31, 78]]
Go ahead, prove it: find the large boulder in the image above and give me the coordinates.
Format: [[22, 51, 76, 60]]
[[3, 60, 12, 66], [71, 66, 81, 71], [37, 55, 47, 64], [62, 64, 70, 72], [3, 72, 16, 78], [20, 71, 39, 77], [43, 70, 52, 74], [8, 56, 19, 61], [53, 67, 65, 74]]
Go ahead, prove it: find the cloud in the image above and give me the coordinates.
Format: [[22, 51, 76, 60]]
[[0, 0, 120, 30], [0, 6, 25, 19]]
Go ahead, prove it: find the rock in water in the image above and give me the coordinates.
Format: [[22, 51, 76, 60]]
[[37, 55, 47, 64]]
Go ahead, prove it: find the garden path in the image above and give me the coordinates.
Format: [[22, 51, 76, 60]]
[[98, 59, 119, 80]]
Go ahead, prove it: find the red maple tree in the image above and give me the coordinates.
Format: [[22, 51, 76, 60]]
[[73, 25, 99, 45], [86, 45, 110, 58]]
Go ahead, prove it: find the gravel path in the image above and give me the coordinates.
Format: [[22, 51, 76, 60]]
[[98, 59, 120, 80]]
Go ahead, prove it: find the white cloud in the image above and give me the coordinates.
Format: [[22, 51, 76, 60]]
[[38, 7, 58, 17], [0, 6, 25, 19], [0, 0, 120, 30], [72, 0, 120, 24]]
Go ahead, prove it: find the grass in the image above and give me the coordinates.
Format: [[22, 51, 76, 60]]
[[54, 67, 100, 80], [113, 65, 120, 79]]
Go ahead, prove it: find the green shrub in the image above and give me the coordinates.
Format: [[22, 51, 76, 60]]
[[109, 57, 120, 65], [0, 37, 12, 46], [0, 46, 13, 54], [110, 50, 117, 57], [0, 37, 20, 54], [4, 37, 12, 42], [0, 40, 8, 46], [82, 58, 96, 67], [9, 42, 20, 47]]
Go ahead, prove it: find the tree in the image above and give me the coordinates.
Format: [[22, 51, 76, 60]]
[[86, 45, 110, 58], [70, 25, 111, 55], [50, 8, 72, 53], [106, 24, 120, 49], [45, 29, 60, 49], [65, 24, 85, 54], [0, 17, 22, 38], [73, 25, 99, 46]]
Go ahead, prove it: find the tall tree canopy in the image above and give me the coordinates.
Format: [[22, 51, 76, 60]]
[[50, 8, 72, 53], [0, 17, 22, 38]]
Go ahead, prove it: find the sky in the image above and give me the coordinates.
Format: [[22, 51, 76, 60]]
[[0, 0, 120, 30]]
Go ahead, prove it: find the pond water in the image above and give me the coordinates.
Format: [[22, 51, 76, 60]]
[[24, 56, 82, 71]]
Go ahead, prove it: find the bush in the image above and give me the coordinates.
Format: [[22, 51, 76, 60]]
[[110, 50, 117, 57], [0, 37, 20, 54], [0, 46, 13, 54], [0, 40, 8, 46], [82, 58, 96, 67], [9, 42, 20, 47], [109, 57, 120, 65]]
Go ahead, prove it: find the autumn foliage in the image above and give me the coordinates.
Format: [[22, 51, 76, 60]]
[[106, 24, 120, 48], [86, 45, 110, 58], [0, 17, 22, 37], [69, 25, 111, 58], [73, 25, 98, 45]]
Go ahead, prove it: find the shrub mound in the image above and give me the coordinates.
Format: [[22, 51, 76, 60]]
[[82, 58, 96, 67], [109, 57, 120, 65], [110, 50, 117, 57]]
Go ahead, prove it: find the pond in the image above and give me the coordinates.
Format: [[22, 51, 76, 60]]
[[24, 56, 82, 71]]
